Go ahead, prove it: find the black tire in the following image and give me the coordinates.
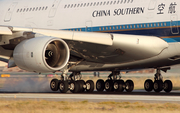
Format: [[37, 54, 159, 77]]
[[144, 79, 154, 92], [114, 80, 125, 92], [153, 80, 163, 93], [78, 80, 86, 92], [86, 80, 94, 92], [96, 79, 105, 92], [69, 81, 80, 93], [164, 80, 173, 93], [105, 80, 114, 92], [59, 81, 68, 93], [50, 79, 59, 91], [125, 80, 134, 92]]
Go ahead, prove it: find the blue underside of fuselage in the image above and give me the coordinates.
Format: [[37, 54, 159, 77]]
[[64, 21, 180, 43]]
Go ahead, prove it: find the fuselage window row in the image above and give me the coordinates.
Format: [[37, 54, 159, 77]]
[[64, 0, 133, 8], [16, 6, 48, 13], [97, 22, 167, 31]]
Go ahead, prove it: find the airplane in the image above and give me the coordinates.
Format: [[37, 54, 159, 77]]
[[0, 0, 179, 93]]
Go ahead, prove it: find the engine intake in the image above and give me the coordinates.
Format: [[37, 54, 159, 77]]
[[13, 36, 70, 73]]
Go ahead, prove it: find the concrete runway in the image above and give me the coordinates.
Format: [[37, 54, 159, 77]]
[[1, 90, 180, 103]]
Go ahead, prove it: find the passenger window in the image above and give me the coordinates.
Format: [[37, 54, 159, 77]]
[[80, 3, 83, 7], [90, 3, 93, 6], [94, 2, 96, 6], [107, 1, 109, 5], [114, 1, 116, 4], [103, 2, 106, 5], [64, 5, 67, 8], [17, 9, 19, 12], [84, 3, 86, 7], [29, 8, 32, 11], [110, 1, 113, 4], [87, 3, 89, 6], [39, 7, 41, 10], [100, 2, 102, 5]]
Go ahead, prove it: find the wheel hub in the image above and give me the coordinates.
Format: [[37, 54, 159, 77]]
[[86, 83, 90, 90], [51, 81, 55, 88], [59, 83, 64, 90], [105, 82, 110, 89], [114, 82, 118, 89]]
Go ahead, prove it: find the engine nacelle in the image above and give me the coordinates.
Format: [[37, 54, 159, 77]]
[[13, 36, 70, 73]]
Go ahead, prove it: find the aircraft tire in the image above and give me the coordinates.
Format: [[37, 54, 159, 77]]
[[50, 79, 59, 91], [164, 80, 173, 93], [125, 80, 134, 92], [86, 80, 94, 92], [96, 79, 105, 92], [78, 80, 86, 92], [144, 79, 154, 92], [105, 80, 114, 92], [154, 80, 163, 93], [59, 81, 68, 93], [70, 81, 80, 93], [114, 80, 125, 92]]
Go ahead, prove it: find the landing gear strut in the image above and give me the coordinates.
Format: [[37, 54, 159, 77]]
[[144, 68, 173, 93], [96, 71, 134, 92]]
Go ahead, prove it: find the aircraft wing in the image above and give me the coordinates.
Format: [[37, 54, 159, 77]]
[[0, 26, 168, 73]]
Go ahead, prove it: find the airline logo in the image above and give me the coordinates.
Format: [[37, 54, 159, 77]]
[[92, 7, 145, 17]]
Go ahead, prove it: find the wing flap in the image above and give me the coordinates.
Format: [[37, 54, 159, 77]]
[[0, 26, 12, 35], [12, 27, 113, 46]]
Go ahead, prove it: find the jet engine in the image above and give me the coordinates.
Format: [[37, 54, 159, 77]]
[[13, 36, 70, 73]]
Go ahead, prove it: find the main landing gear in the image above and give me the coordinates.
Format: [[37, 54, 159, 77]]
[[144, 68, 173, 93], [96, 71, 134, 92], [50, 72, 94, 93]]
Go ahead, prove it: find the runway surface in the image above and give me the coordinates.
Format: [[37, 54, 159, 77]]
[[1, 90, 180, 103]]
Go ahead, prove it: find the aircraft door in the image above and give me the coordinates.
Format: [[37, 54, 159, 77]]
[[4, 2, 18, 22], [170, 15, 179, 34], [148, 0, 157, 10], [85, 21, 92, 32], [48, 0, 61, 18]]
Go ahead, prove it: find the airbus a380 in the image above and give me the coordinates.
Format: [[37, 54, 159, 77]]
[[0, 0, 179, 93]]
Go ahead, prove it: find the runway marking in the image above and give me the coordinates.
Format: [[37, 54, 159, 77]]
[[0, 93, 180, 102]]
